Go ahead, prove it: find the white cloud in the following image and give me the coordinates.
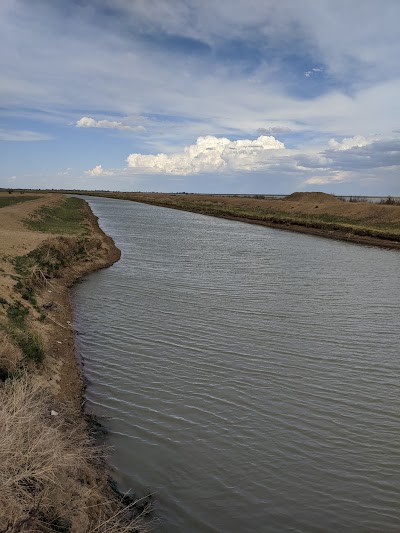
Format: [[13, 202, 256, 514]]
[[0, 129, 53, 141], [127, 135, 285, 174], [304, 67, 323, 77], [328, 135, 379, 151], [87, 133, 400, 191], [84, 164, 114, 176], [76, 116, 145, 131]]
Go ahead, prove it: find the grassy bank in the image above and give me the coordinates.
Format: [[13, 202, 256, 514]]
[[0, 195, 41, 208], [0, 195, 152, 532], [81, 191, 400, 248], [24, 197, 88, 234]]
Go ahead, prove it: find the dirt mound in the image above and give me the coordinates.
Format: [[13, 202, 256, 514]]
[[284, 192, 342, 204]]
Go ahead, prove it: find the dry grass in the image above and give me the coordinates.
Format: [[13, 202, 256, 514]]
[[0, 376, 154, 533], [13, 236, 102, 290], [0, 334, 22, 379], [0, 376, 90, 532]]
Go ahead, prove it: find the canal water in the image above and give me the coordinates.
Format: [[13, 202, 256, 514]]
[[72, 196, 400, 532]]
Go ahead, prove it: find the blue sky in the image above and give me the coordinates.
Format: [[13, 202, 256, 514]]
[[1, 0, 400, 194]]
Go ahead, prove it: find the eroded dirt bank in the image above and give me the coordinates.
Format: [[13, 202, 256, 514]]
[[0, 194, 152, 532]]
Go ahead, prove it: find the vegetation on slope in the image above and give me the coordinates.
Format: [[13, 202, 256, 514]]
[[24, 197, 88, 234], [0, 196, 41, 208]]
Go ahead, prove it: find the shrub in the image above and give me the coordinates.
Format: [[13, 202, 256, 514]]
[[7, 301, 29, 328], [21, 287, 38, 307]]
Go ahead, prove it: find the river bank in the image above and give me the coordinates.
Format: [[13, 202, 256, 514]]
[[80, 191, 400, 251], [0, 193, 152, 532]]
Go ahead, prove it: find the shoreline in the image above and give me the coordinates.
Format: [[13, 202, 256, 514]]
[[130, 200, 400, 251], [79, 192, 400, 252], [0, 194, 153, 532], [51, 200, 121, 410]]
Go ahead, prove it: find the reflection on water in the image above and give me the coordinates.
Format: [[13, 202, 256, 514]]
[[72, 197, 400, 532]]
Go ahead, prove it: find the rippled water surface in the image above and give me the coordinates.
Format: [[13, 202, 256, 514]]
[[72, 197, 400, 532]]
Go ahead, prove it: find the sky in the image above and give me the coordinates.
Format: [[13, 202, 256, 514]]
[[1, 0, 400, 195]]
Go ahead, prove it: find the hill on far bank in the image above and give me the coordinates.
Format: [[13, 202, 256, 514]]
[[284, 192, 343, 204]]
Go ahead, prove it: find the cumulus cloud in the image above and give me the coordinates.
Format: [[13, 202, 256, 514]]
[[328, 135, 378, 151], [84, 164, 114, 176], [87, 132, 400, 191], [76, 117, 145, 132], [126, 135, 285, 174]]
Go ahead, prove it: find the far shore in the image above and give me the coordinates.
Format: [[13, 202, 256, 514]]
[[77, 191, 400, 251]]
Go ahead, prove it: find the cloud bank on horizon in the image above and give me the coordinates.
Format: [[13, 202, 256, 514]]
[[1, 0, 400, 194]]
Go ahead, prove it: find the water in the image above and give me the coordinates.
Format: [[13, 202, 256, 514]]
[[72, 197, 400, 532]]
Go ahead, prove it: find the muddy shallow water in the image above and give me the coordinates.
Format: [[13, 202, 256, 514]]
[[72, 196, 400, 532]]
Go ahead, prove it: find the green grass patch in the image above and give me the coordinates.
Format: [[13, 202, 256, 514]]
[[13, 237, 90, 288], [7, 301, 29, 328], [4, 299, 45, 364], [0, 196, 41, 208], [12, 330, 45, 364], [21, 287, 38, 308], [24, 197, 87, 234]]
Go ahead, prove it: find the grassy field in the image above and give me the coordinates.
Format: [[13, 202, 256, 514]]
[[80, 191, 400, 245], [0, 196, 41, 208], [24, 197, 87, 234]]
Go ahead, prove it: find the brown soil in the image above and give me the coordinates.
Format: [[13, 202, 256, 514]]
[[0, 193, 61, 258], [0, 195, 120, 383], [0, 194, 63, 316], [284, 191, 342, 204]]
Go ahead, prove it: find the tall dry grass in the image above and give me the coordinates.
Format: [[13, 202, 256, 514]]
[[0, 377, 153, 532]]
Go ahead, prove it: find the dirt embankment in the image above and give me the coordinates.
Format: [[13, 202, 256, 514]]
[[0, 194, 152, 532], [0, 195, 120, 406]]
